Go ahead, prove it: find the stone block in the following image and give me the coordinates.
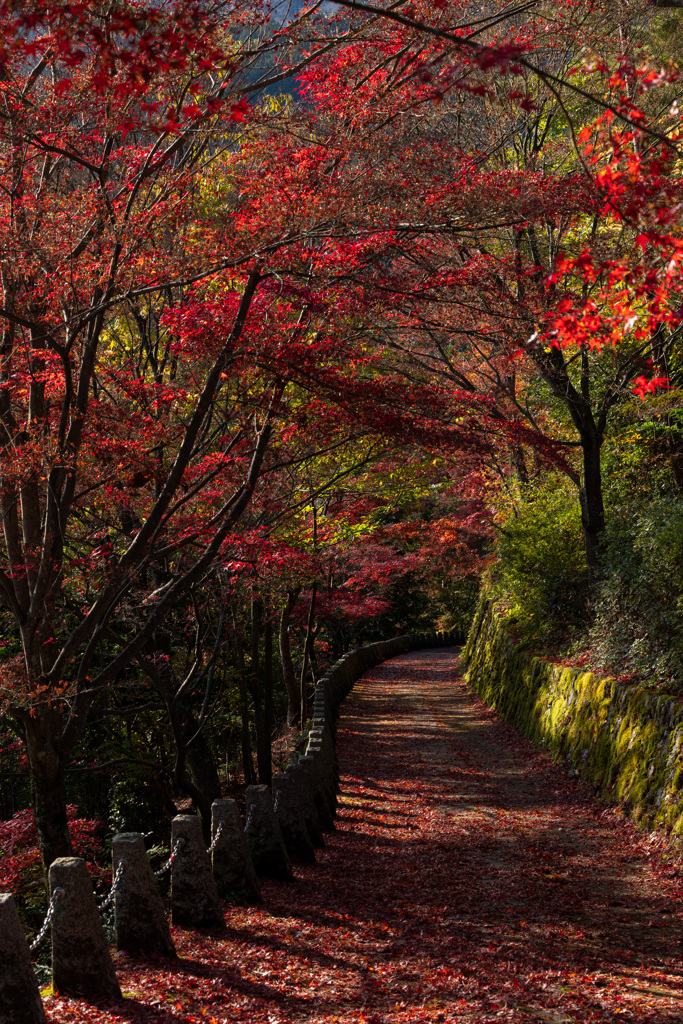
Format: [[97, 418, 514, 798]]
[[171, 815, 225, 929], [307, 731, 338, 791], [211, 800, 261, 902], [272, 773, 316, 863], [286, 763, 324, 846], [112, 833, 175, 957], [49, 857, 121, 1000], [305, 741, 338, 813], [244, 785, 294, 881], [0, 893, 46, 1024], [300, 755, 335, 829]]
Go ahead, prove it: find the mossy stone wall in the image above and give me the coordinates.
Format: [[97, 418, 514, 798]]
[[463, 599, 683, 835]]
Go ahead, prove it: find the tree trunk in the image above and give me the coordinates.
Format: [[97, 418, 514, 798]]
[[181, 705, 222, 808], [238, 669, 255, 786], [309, 623, 321, 684], [137, 655, 218, 842], [278, 588, 301, 727], [511, 445, 529, 484], [533, 343, 608, 574], [176, 768, 213, 843], [262, 609, 273, 788], [23, 708, 72, 870], [250, 595, 271, 786], [299, 581, 317, 727], [231, 610, 255, 786], [579, 434, 606, 571]]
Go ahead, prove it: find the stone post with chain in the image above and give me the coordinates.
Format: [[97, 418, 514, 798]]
[[244, 785, 293, 881], [49, 857, 121, 1000], [113, 833, 176, 956], [0, 893, 46, 1024], [171, 815, 225, 929], [272, 773, 316, 863], [210, 799, 261, 902]]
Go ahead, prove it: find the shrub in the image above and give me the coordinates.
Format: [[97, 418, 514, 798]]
[[585, 496, 683, 688], [0, 805, 105, 893], [488, 475, 590, 648]]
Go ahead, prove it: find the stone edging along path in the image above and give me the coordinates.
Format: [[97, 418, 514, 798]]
[[464, 598, 683, 837], [310, 627, 465, 743], [295, 627, 466, 841]]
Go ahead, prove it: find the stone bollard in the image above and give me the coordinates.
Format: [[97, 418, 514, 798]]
[[0, 893, 46, 1024], [286, 762, 324, 846], [171, 815, 225, 929], [49, 857, 121, 1000], [307, 741, 339, 814], [244, 785, 294, 881], [272, 773, 316, 863], [307, 732, 339, 800], [211, 800, 261, 902], [300, 754, 335, 829], [112, 833, 175, 957]]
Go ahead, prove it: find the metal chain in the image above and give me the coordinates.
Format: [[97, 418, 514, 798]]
[[153, 837, 185, 877], [207, 821, 223, 854], [273, 792, 282, 814], [30, 887, 65, 952], [244, 805, 255, 832], [98, 858, 127, 912]]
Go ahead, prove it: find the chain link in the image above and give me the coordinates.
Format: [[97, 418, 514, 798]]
[[98, 858, 127, 912], [207, 821, 223, 854], [30, 886, 65, 952], [273, 792, 282, 814], [244, 805, 255, 832], [153, 837, 185, 876]]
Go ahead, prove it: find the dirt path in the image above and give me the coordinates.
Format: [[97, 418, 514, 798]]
[[47, 649, 683, 1024]]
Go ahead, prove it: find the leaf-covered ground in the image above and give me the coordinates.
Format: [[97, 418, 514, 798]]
[[46, 649, 683, 1023]]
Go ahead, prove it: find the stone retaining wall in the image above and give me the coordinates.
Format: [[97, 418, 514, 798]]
[[463, 598, 683, 835]]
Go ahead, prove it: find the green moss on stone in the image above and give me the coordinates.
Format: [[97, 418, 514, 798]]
[[463, 596, 683, 840]]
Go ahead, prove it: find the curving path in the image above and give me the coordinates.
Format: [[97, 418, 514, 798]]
[[48, 649, 683, 1024]]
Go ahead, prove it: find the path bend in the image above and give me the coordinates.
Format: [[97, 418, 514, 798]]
[[47, 648, 683, 1024]]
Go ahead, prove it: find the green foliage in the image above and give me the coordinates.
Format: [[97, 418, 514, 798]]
[[585, 499, 683, 688], [436, 573, 481, 636], [487, 475, 590, 648], [341, 569, 469, 647], [464, 598, 683, 834], [488, 400, 683, 690], [107, 775, 170, 840], [582, 414, 683, 689]]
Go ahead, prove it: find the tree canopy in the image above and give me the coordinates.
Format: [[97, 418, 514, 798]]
[[0, 0, 682, 887]]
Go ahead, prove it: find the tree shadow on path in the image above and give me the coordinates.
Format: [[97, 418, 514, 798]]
[[45, 648, 683, 1024]]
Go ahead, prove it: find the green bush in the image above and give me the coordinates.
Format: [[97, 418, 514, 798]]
[[574, 404, 683, 689], [585, 496, 683, 688], [488, 475, 590, 648], [484, 383, 683, 689], [107, 774, 170, 841]]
